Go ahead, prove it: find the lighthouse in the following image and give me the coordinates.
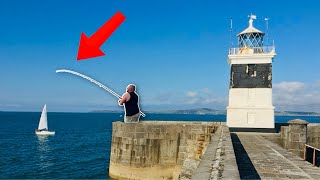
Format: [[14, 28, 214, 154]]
[[227, 15, 276, 129]]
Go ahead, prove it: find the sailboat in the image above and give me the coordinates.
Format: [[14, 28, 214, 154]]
[[35, 104, 55, 135]]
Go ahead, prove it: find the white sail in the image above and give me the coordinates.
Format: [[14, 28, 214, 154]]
[[38, 104, 48, 130]]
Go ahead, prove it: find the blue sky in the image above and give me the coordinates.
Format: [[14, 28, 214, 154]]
[[1, 0, 320, 112]]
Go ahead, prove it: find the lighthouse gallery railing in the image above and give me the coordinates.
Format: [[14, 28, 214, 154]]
[[229, 46, 275, 55]]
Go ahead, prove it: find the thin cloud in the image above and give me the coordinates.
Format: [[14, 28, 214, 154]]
[[146, 83, 320, 112], [273, 81, 305, 93], [147, 88, 227, 110], [184, 88, 225, 105], [186, 91, 197, 97], [273, 81, 320, 112]]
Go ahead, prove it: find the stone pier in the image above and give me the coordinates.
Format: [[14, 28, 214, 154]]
[[108, 120, 320, 179], [108, 121, 222, 180], [233, 132, 320, 179]]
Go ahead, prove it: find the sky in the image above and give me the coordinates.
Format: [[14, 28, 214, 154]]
[[1, 0, 320, 112]]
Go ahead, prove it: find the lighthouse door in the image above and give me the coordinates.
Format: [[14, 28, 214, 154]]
[[247, 112, 255, 124]]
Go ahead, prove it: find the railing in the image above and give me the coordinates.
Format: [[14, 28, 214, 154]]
[[229, 46, 275, 55], [304, 144, 320, 166]]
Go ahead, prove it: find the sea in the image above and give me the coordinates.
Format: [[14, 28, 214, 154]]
[[0, 111, 319, 179]]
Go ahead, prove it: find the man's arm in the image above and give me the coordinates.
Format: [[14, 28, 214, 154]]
[[118, 93, 130, 106]]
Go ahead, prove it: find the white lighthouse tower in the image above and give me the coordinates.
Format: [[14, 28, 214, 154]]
[[227, 15, 276, 129]]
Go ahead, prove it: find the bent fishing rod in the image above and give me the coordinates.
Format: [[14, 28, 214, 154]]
[[56, 69, 146, 117]]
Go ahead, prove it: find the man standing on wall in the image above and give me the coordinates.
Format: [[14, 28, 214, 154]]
[[118, 84, 140, 123]]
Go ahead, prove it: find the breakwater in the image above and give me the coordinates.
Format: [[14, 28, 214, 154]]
[[108, 121, 223, 179]]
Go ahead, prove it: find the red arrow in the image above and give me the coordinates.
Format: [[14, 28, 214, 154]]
[[77, 12, 126, 60]]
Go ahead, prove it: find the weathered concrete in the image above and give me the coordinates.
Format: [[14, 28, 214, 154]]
[[190, 126, 223, 180], [280, 122, 320, 153], [109, 121, 223, 180], [307, 123, 320, 149], [109, 120, 320, 179], [191, 125, 240, 180], [219, 127, 240, 180], [233, 132, 320, 179], [231, 133, 260, 179], [280, 126, 289, 149], [288, 119, 308, 157]]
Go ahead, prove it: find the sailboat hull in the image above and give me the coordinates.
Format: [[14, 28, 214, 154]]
[[35, 130, 55, 135]]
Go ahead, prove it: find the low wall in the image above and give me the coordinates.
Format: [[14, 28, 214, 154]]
[[190, 125, 240, 180], [108, 121, 223, 180], [280, 126, 289, 149], [280, 120, 320, 157], [307, 123, 320, 149]]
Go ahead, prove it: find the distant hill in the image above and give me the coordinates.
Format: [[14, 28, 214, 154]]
[[90, 110, 122, 113], [90, 108, 320, 116], [90, 108, 225, 115], [275, 111, 320, 116], [162, 108, 225, 115]]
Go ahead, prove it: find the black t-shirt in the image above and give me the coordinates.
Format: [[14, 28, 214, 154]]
[[124, 92, 139, 116]]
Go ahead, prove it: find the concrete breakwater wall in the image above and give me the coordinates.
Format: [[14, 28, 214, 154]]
[[190, 125, 239, 180], [108, 121, 223, 180], [280, 119, 320, 157], [307, 123, 320, 149]]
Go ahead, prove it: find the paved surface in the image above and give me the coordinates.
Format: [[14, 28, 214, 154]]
[[233, 132, 320, 179], [191, 125, 240, 180], [191, 126, 223, 180]]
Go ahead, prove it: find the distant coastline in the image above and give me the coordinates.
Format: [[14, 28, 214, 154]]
[[0, 109, 319, 116], [90, 108, 320, 116]]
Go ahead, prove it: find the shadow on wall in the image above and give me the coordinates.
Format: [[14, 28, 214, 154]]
[[305, 146, 320, 167], [275, 123, 288, 132], [231, 133, 260, 179]]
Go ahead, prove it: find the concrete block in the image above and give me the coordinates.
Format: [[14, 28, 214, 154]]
[[135, 127, 145, 133], [136, 132, 145, 139], [179, 146, 187, 153], [120, 132, 135, 138], [138, 138, 147, 145], [288, 141, 302, 150], [152, 128, 161, 134], [290, 149, 303, 157], [289, 133, 300, 142], [196, 134, 205, 141], [113, 137, 121, 143], [178, 152, 187, 159], [133, 138, 138, 145], [122, 137, 133, 145], [177, 159, 184, 165], [299, 134, 307, 142]]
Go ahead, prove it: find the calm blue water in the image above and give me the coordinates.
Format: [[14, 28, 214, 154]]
[[0, 112, 319, 179]]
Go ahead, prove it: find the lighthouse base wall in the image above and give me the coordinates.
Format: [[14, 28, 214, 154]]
[[226, 108, 274, 128], [226, 88, 274, 128]]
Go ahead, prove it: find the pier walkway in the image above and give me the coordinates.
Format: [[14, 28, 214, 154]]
[[232, 132, 320, 179]]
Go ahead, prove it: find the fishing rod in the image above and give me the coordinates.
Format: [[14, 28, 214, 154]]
[[56, 69, 146, 117]]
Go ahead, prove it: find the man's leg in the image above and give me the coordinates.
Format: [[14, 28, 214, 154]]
[[131, 113, 140, 123], [125, 113, 140, 123]]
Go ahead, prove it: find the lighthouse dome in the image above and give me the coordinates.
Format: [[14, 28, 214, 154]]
[[238, 26, 263, 35], [237, 15, 264, 48]]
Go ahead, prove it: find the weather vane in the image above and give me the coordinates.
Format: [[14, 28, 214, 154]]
[[248, 14, 257, 27]]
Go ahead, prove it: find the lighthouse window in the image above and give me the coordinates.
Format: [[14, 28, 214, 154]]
[[247, 64, 256, 77]]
